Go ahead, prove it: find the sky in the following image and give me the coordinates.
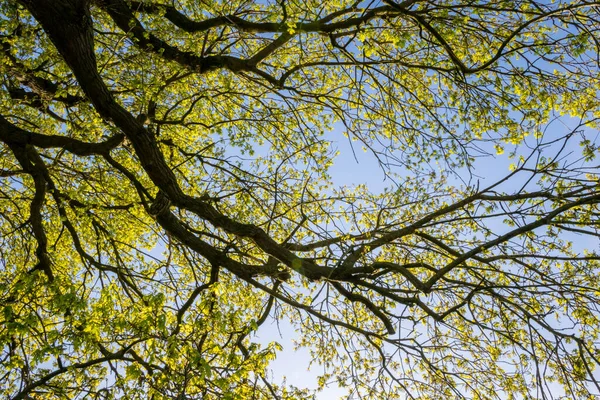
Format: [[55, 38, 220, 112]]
[[251, 111, 600, 399], [255, 133, 384, 399], [5, 1, 599, 397]]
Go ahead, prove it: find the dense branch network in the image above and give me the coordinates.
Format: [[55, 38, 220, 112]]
[[1, 0, 600, 398]]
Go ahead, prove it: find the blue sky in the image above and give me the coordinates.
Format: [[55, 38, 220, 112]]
[[251, 109, 600, 398]]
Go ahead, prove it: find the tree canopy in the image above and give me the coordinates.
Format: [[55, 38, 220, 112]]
[[1, 0, 600, 398]]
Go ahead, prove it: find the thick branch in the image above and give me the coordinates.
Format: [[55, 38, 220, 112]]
[[128, 1, 399, 34], [5, 142, 53, 282], [12, 346, 133, 400], [100, 0, 261, 74], [1, 40, 84, 105], [0, 115, 124, 156]]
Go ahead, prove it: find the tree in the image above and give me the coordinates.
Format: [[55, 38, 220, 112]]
[[1, 0, 600, 398]]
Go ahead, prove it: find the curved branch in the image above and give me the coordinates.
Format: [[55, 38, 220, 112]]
[[12, 345, 135, 400], [331, 281, 395, 334], [1, 40, 84, 105], [5, 142, 53, 281], [0, 115, 124, 156], [128, 1, 400, 34]]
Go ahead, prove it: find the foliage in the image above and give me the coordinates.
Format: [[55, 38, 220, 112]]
[[1, 0, 600, 398]]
